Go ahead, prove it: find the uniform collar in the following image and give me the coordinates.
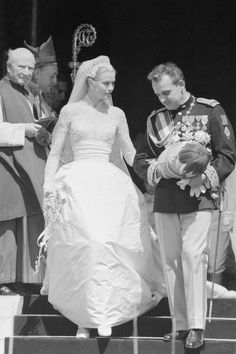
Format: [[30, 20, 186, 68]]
[[169, 94, 194, 117], [179, 94, 194, 110]]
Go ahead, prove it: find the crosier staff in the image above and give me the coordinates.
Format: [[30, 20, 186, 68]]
[[68, 24, 97, 83]]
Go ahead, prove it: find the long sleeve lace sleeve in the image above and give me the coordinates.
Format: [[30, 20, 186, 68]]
[[44, 107, 70, 193], [116, 109, 136, 166]]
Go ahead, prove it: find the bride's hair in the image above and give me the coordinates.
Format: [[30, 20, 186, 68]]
[[88, 63, 116, 80], [87, 64, 116, 90], [69, 56, 114, 103]]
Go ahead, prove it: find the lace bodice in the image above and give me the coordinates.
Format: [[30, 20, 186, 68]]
[[44, 101, 136, 190]]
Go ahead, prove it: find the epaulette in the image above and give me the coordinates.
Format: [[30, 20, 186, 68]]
[[147, 107, 166, 119], [196, 97, 220, 107]]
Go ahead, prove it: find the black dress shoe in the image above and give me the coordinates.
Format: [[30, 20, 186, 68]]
[[0, 285, 17, 295], [163, 330, 189, 342], [185, 329, 204, 349]]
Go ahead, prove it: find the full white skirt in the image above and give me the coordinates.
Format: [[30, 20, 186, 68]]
[[45, 159, 164, 328]]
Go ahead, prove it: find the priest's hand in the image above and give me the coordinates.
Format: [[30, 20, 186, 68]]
[[34, 127, 52, 147], [24, 123, 41, 138]]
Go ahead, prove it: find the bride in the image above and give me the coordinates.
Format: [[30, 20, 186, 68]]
[[39, 56, 165, 338]]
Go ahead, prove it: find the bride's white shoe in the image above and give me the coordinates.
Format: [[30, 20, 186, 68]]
[[98, 325, 112, 337], [76, 327, 90, 339]]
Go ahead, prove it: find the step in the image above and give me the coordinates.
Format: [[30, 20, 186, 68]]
[[21, 295, 236, 318], [139, 316, 236, 339], [223, 272, 236, 291], [21, 295, 58, 315], [207, 298, 236, 318], [11, 314, 236, 339], [4, 337, 236, 354]]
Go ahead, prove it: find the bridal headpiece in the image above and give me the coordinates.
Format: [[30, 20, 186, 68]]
[[69, 55, 114, 103], [88, 60, 114, 79]]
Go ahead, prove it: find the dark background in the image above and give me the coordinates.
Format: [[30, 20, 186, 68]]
[[1, 0, 236, 139]]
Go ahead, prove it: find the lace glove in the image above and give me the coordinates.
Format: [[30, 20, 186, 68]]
[[116, 109, 136, 166], [43, 106, 70, 197]]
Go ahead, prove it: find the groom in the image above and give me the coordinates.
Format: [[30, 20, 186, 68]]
[[133, 62, 236, 349]]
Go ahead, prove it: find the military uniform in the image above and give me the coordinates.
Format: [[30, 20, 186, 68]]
[[133, 95, 236, 331]]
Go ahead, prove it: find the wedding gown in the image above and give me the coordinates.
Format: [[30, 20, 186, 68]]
[[42, 101, 164, 328]]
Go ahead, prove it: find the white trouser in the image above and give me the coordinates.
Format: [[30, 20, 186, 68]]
[[208, 210, 230, 275], [154, 210, 212, 330]]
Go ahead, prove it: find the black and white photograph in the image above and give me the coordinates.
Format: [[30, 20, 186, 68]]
[[1, 1, 236, 353]]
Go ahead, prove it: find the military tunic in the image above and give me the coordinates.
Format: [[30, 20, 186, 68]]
[[133, 94, 236, 331], [134, 95, 236, 213]]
